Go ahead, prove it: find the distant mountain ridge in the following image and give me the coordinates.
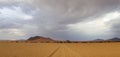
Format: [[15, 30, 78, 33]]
[[27, 36, 120, 42], [107, 37, 120, 41], [94, 37, 120, 41], [94, 39, 104, 41]]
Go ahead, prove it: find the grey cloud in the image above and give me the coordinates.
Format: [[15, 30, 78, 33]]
[[27, 0, 120, 40], [30, 0, 120, 26], [0, 0, 120, 40], [108, 19, 120, 37], [23, 0, 120, 40]]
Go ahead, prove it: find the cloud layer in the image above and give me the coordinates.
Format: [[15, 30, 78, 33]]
[[0, 0, 120, 40]]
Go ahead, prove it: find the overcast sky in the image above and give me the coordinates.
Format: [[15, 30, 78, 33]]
[[0, 0, 120, 40]]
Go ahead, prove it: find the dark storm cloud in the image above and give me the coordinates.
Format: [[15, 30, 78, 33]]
[[30, 0, 120, 26], [28, 0, 120, 40]]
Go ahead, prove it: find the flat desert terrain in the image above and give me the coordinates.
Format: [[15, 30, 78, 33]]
[[0, 42, 120, 57]]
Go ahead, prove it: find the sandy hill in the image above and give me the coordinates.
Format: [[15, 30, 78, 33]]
[[27, 36, 55, 42]]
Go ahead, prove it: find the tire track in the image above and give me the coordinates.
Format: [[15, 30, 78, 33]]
[[47, 44, 84, 57], [47, 45, 61, 57], [63, 44, 84, 57]]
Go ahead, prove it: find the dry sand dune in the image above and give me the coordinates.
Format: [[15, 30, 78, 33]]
[[0, 43, 120, 57]]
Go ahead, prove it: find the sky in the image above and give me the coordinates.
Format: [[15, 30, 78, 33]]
[[0, 0, 120, 40]]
